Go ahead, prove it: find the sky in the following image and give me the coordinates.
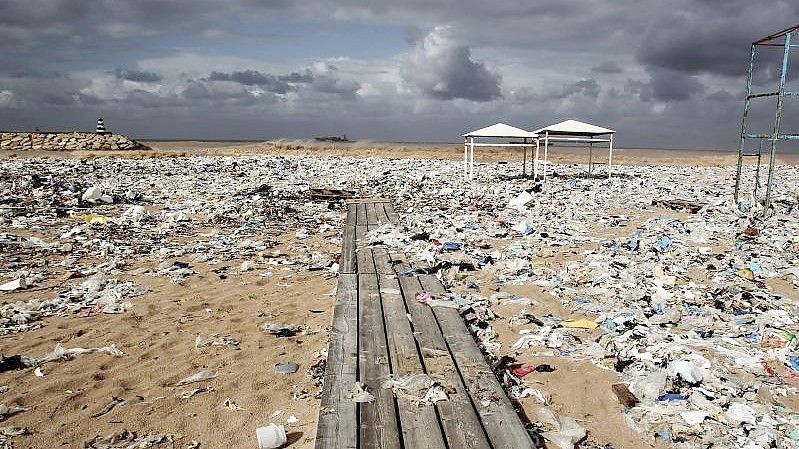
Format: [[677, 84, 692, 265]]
[[0, 0, 798, 149]]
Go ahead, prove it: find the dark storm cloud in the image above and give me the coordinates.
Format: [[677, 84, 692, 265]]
[[591, 61, 623, 74], [205, 68, 359, 98], [206, 70, 295, 93], [402, 26, 501, 102], [115, 69, 162, 83], [551, 79, 601, 99], [648, 68, 705, 102], [278, 70, 315, 83]]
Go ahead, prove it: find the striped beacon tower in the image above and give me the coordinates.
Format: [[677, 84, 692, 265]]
[[96, 117, 110, 135]]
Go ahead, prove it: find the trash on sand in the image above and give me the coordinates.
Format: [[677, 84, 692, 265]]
[[347, 382, 375, 403], [274, 362, 299, 374], [180, 386, 213, 399], [223, 398, 244, 411], [39, 343, 124, 363], [0, 277, 26, 292], [256, 423, 287, 449], [261, 322, 302, 337], [84, 430, 177, 449], [0, 404, 26, 419], [91, 397, 126, 418], [0, 355, 31, 373], [611, 383, 638, 408], [195, 334, 240, 350], [539, 408, 587, 449], [175, 370, 218, 387]]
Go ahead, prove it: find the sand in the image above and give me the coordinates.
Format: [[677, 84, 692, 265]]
[[0, 141, 796, 449], [3, 139, 799, 167], [1, 230, 338, 448]]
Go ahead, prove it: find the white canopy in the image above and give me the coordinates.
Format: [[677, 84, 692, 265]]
[[533, 119, 614, 136], [532, 119, 616, 181], [461, 122, 538, 180], [463, 122, 538, 138]]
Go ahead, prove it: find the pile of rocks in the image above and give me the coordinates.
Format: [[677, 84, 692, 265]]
[[0, 132, 150, 151]]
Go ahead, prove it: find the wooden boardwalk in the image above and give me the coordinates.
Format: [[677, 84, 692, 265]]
[[315, 199, 537, 449]]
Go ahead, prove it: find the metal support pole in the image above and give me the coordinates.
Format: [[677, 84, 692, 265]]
[[463, 138, 468, 180], [522, 137, 527, 177], [764, 31, 792, 214], [469, 137, 475, 180], [543, 132, 549, 182], [734, 44, 757, 204], [588, 140, 593, 174], [608, 134, 614, 180], [754, 139, 763, 201], [534, 138, 540, 180]]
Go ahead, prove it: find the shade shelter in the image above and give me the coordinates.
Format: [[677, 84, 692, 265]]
[[532, 120, 615, 181], [461, 123, 539, 180]]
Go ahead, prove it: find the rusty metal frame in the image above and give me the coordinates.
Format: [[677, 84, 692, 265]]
[[734, 23, 799, 215]]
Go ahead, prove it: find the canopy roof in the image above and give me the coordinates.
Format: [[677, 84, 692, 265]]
[[533, 119, 614, 136], [462, 122, 538, 138]]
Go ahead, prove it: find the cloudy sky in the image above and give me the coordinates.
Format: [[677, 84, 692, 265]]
[[1, 1, 798, 148]]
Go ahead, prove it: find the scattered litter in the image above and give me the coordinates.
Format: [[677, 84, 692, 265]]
[[347, 382, 375, 403], [195, 334, 240, 350], [274, 362, 299, 374], [175, 370, 218, 387], [0, 277, 26, 292], [223, 398, 244, 411], [256, 423, 287, 449], [84, 429, 177, 449]]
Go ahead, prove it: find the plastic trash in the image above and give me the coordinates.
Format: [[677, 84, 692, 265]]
[[670, 360, 703, 384], [256, 423, 287, 449], [274, 362, 299, 374], [348, 382, 375, 403], [539, 409, 586, 449], [0, 277, 26, 292], [81, 186, 103, 202], [175, 370, 218, 386]]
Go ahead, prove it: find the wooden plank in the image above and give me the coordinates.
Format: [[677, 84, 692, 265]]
[[356, 247, 376, 274], [372, 247, 393, 274], [376, 202, 392, 225], [359, 273, 401, 449], [356, 203, 367, 227], [340, 205, 357, 274], [365, 202, 380, 226], [418, 275, 536, 449], [397, 276, 492, 449], [378, 275, 447, 449], [387, 250, 412, 275], [383, 203, 400, 225], [315, 274, 359, 449]]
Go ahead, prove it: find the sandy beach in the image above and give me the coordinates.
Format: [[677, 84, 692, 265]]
[[1, 144, 798, 449]]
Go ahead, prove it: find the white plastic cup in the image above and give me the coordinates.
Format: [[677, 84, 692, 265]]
[[256, 423, 287, 449]]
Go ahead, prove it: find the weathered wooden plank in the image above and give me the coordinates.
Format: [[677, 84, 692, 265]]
[[356, 202, 367, 227], [418, 275, 536, 449], [315, 274, 359, 449], [356, 247, 376, 274], [340, 205, 357, 274], [375, 202, 392, 225], [387, 249, 412, 275], [379, 274, 448, 449], [383, 202, 400, 225], [397, 276, 492, 449], [365, 202, 380, 226], [359, 273, 401, 449], [372, 247, 393, 274]]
